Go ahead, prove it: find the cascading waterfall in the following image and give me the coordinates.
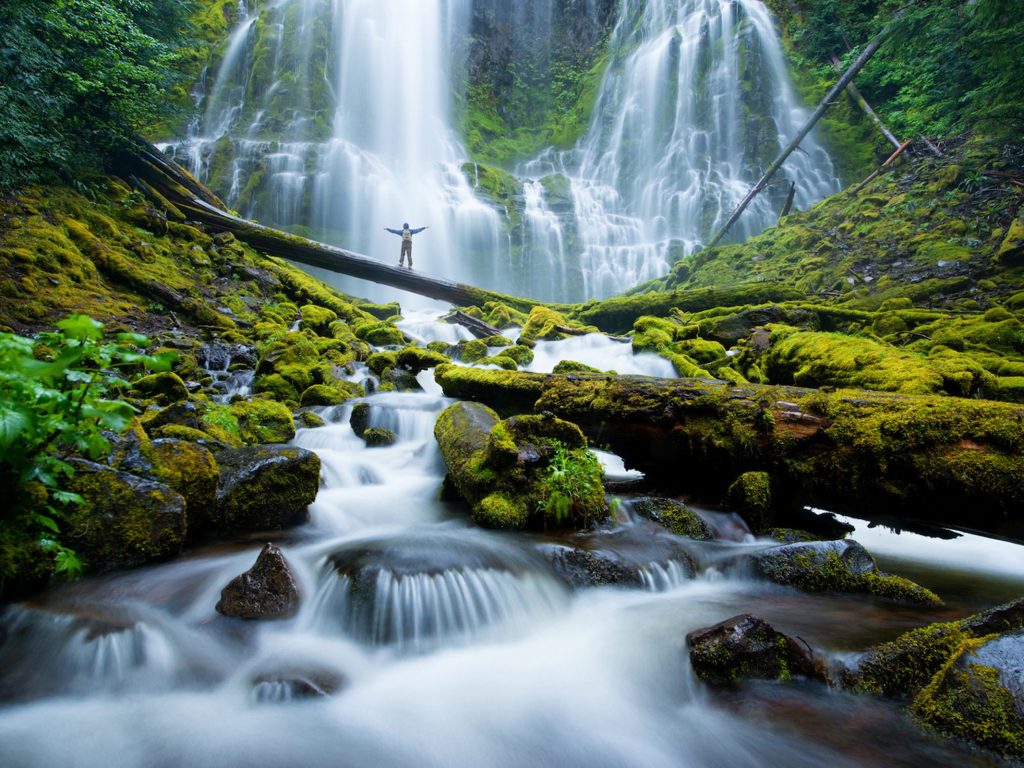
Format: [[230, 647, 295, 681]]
[[162, 0, 839, 304], [523, 0, 840, 299]]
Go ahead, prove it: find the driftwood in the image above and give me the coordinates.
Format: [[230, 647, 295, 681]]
[[116, 143, 541, 312], [443, 310, 502, 339], [850, 138, 912, 194], [830, 53, 902, 150], [919, 134, 944, 158], [704, 9, 906, 251]]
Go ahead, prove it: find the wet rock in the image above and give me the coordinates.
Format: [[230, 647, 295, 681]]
[[435, 402, 605, 531], [251, 668, 346, 701], [298, 410, 326, 428], [749, 539, 942, 605], [209, 445, 320, 536], [726, 471, 773, 533], [216, 543, 301, 620], [686, 614, 824, 686], [382, 366, 422, 391], [65, 459, 186, 570], [912, 630, 1024, 760], [128, 371, 188, 405], [846, 597, 1024, 699], [542, 524, 697, 588], [350, 402, 371, 437], [363, 427, 397, 447], [631, 497, 713, 540], [545, 545, 643, 588]]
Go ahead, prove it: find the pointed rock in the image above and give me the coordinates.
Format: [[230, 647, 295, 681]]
[[216, 543, 301, 620]]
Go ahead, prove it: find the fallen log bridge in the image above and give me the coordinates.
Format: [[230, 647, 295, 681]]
[[119, 144, 540, 311], [433, 365, 1024, 537]]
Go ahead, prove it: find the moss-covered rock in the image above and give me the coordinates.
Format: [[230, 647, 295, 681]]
[[433, 402, 604, 531], [228, 399, 296, 444], [129, 371, 189, 405], [143, 437, 219, 520], [631, 497, 713, 540], [298, 410, 326, 428], [363, 427, 397, 447], [686, 613, 824, 686], [750, 539, 941, 605], [65, 459, 187, 571], [299, 384, 351, 407], [210, 445, 320, 537], [726, 471, 773, 534], [395, 346, 451, 372], [912, 632, 1024, 760], [349, 402, 370, 437]]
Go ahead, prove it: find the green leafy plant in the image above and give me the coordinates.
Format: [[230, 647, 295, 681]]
[[0, 314, 175, 577], [537, 441, 604, 527]]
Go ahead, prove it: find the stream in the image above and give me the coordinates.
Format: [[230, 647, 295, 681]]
[[0, 313, 1021, 767]]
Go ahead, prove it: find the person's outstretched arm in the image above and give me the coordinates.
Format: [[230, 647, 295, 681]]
[[384, 227, 404, 235], [410, 226, 429, 235]]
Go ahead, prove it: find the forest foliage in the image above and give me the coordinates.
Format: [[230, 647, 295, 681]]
[[0, 0, 194, 189], [785, 0, 1024, 140]]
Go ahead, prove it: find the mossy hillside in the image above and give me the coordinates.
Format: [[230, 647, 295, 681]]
[[657, 140, 1024, 305], [0, 181, 416, 595], [461, 2, 615, 166]]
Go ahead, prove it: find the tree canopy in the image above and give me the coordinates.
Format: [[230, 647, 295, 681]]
[[0, 0, 194, 188]]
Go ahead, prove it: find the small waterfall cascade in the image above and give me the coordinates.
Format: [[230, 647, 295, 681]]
[[1, 315, 1022, 767], [161, 0, 840, 304], [522, 0, 841, 299]]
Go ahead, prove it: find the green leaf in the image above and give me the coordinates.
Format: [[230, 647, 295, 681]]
[[57, 314, 103, 341], [116, 332, 149, 347], [33, 514, 60, 533], [52, 489, 83, 506], [0, 403, 30, 450]]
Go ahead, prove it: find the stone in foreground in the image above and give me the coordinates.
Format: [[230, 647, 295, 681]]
[[216, 543, 301, 620]]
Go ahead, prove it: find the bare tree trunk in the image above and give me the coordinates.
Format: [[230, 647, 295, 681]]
[[850, 138, 912, 194], [780, 181, 797, 218], [704, 9, 906, 251], [830, 53, 902, 149]]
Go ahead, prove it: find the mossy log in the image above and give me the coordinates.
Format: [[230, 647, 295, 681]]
[[433, 365, 1024, 534], [118, 143, 541, 311]]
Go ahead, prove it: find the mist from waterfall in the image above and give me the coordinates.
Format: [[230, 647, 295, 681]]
[[161, 0, 839, 303]]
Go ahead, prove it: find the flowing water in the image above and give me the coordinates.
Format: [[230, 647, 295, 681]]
[[161, 0, 838, 303], [0, 317, 1019, 767]]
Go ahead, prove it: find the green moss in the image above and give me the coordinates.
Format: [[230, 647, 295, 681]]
[[129, 372, 188, 405], [227, 399, 296, 444], [395, 346, 451, 372], [363, 427, 397, 447], [299, 304, 338, 334], [477, 492, 529, 529], [299, 384, 352, 407], [298, 410, 326, 428], [354, 321, 405, 347], [727, 471, 773, 533], [912, 637, 1024, 759], [552, 360, 602, 374]]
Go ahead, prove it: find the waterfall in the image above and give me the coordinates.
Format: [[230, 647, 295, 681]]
[[523, 0, 840, 299], [162, 0, 838, 303]]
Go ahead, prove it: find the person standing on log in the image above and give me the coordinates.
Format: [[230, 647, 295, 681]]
[[384, 222, 429, 269]]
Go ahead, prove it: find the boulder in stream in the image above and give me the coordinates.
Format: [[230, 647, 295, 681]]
[[631, 497, 713, 540], [65, 459, 186, 570], [434, 401, 606, 531], [207, 445, 320, 537], [542, 523, 697, 588], [686, 613, 824, 686], [216, 543, 301, 620], [749, 539, 942, 605], [844, 597, 1024, 761]]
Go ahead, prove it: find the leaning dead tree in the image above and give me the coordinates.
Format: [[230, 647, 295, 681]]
[[704, 9, 906, 251], [830, 53, 902, 150]]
